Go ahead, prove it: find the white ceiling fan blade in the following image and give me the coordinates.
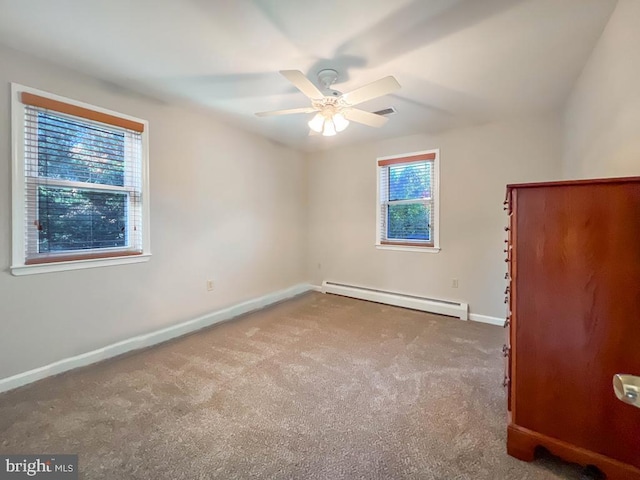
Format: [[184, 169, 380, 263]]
[[280, 70, 324, 100], [343, 108, 389, 128], [341, 76, 401, 106], [255, 107, 317, 117]]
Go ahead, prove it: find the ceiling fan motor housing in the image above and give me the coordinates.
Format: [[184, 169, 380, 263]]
[[317, 69, 339, 91]]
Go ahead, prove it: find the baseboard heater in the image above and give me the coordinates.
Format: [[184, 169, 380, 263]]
[[321, 281, 468, 320]]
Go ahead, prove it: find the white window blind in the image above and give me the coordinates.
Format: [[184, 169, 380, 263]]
[[377, 152, 438, 247], [13, 88, 149, 269]]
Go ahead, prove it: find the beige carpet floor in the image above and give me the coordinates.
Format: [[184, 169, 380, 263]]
[[0, 292, 596, 479]]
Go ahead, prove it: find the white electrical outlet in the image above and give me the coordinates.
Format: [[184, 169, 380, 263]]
[[206, 280, 214, 291], [452, 279, 459, 288]]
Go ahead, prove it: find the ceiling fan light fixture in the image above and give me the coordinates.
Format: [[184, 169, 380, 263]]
[[308, 113, 325, 133], [333, 113, 349, 132], [322, 119, 337, 137]]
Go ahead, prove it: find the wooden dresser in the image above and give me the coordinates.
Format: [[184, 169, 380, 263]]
[[503, 177, 640, 479]]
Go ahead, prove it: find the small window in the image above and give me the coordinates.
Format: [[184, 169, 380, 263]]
[[11, 84, 150, 275], [376, 150, 440, 251]]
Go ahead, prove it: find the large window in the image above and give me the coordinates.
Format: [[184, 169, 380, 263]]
[[11, 84, 150, 275], [376, 150, 439, 251]]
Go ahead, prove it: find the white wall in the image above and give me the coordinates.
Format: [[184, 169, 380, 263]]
[[0, 37, 575, 382], [563, 0, 640, 178], [307, 115, 562, 319], [0, 45, 308, 380]]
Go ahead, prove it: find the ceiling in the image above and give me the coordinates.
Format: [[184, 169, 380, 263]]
[[0, 0, 617, 152]]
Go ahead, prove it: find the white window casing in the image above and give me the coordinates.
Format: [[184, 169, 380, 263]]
[[11, 83, 151, 275], [376, 149, 440, 253]]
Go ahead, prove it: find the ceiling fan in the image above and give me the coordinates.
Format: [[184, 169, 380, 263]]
[[255, 69, 400, 137]]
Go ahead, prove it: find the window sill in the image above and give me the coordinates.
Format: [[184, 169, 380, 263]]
[[11, 253, 151, 276], [376, 244, 441, 253]]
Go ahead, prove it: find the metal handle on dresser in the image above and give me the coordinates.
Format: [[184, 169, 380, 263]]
[[613, 374, 640, 408]]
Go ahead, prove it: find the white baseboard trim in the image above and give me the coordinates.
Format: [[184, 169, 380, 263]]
[[469, 313, 504, 327], [309, 284, 323, 292], [0, 283, 313, 394]]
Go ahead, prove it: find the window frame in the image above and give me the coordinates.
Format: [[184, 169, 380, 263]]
[[11, 83, 151, 275], [376, 149, 440, 253]]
